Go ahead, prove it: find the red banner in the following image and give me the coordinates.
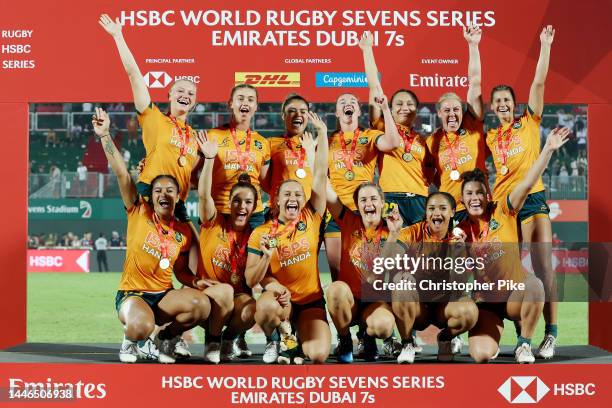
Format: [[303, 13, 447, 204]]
[[521, 249, 588, 274], [0, 364, 610, 407], [0, 0, 609, 103], [548, 200, 588, 222], [27, 250, 90, 273]]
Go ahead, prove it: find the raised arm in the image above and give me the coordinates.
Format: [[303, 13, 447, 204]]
[[307, 112, 329, 216], [373, 91, 401, 152], [529, 25, 555, 117], [326, 178, 344, 221], [509, 127, 570, 211], [93, 107, 137, 209], [463, 25, 484, 120], [195, 130, 218, 224], [359, 31, 383, 125], [99, 14, 151, 113]]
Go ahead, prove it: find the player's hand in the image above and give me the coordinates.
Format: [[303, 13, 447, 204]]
[[306, 111, 327, 134], [268, 283, 291, 307], [540, 25, 555, 46], [92, 107, 110, 136], [463, 25, 482, 45], [194, 278, 218, 289], [451, 227, 467, 243], [99, 14, 123, 38], [195, 130, 218, 159], [544, 127, 570, 152], [373, 86, 390, 112], [260, 234, 276, 257], [136, 158, 145, 175], [359, 31, 374, 49], [384, 206, 403, 233]]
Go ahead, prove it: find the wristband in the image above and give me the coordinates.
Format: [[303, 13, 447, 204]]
[[98, 133, 111, 139], [204, 155, 216, 160]]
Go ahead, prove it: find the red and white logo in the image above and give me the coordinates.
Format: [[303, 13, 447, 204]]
[[144, 71, 172, 88], [498, 376, 550, 404]]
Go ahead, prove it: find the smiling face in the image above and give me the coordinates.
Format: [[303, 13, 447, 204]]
[[461, 180, 489, 218], [391, 91, 418, 126], [229, 187, 255, 230], [491, 89, 515, 124], [335, 93, 361, 128], [426, 194, 455, 238], [229, 86, 258, 125], [151, 177, 179, 219], [277, 181, 306, 221], [357, 185, 383, 226], [282, 99, 309, 136], [169, 80, 197, 117], [437, 97, 463, 133]]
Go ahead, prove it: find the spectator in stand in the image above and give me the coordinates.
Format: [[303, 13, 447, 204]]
[[122, 148, 131, 168], [49, 165, 61, 198], [126, 115, 138, 147], [575, 119, 586, 151], [110, 231, 124, 247], [82, 102, 94, 113], [556, 108, 574, 129], [81, 232, 93, 247], [557, 165, 570, 192], [95, 233, 109, 272], [76, 161, 88, 195], [46, 130, 59, 148]]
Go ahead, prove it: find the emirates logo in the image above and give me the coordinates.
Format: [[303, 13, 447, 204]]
[[144, 71, 172, 88], [498, 376, 550, 404]]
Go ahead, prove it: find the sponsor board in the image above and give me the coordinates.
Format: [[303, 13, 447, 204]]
[[315, 72, 369, 88], [235, 72, 300, 87], [27, 250, 89, 273]]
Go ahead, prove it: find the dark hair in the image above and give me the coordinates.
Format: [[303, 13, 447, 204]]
[[150, 174, 180, 192], [390, 89, 420, 108], [230, 173, 259, 204], [352, 182, 385, 209], [426, 191, 456, 211], [281, 93, 310, 114], [490, 85, 516, 105], [460, 168, 488, 194], [229, 84, 259, 103]]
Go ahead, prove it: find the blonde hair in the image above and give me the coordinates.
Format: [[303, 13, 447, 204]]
[[436, 92, 462, 111]]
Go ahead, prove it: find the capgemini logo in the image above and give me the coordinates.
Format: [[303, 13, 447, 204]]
[[498, 376, 550, 404]]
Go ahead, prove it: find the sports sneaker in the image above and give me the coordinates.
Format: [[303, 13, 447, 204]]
[[491, 347, 500, 360], [263, 341, 279, 364], [437, 337, 454, 362], [515, 343, 535, 364], [220, 340, 236, 362], [174, 337, 191, 358], [119, 337, 139, 363], [336, 335, 354, 364], [137, 337, 159, 360], [154, 335, 179, 364], [537, 334, 557, 359], [413, 333, 423, 354], [233, 335, 252, 358], [203, 342, 221, 364], [451, 336, 463, 354], [397, 342, 416, 364], [362, 335, 379, 362], [381, 336, 402, 358]]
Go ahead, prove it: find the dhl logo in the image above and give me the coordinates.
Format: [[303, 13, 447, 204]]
[[235, 72, 300, 87]]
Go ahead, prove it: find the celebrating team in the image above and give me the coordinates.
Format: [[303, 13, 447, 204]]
[[99, 14, 567, 364]]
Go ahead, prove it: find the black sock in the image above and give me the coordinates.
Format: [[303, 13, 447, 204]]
[[206, 334, 221, 344]]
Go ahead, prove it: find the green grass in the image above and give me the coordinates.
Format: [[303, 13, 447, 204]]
[[27, 272, 588, 345]]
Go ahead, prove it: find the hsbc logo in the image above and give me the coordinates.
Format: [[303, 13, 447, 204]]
[[498, 376, 550, 404], [144, 71, 172, 88]]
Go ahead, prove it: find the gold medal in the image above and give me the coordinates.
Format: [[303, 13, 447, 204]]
[[268, 237, 278, 249], [344, 170, 355, 181], [178, 155, 187, 167], [450, 169, 460, 181], [159, 258, 170, 270], [500, 165, 509, 175], [230, 273, 240, 285], [402, 152, 413, 162], [295, 168, 306, 179]]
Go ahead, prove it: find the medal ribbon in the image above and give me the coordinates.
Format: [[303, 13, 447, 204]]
[[153, 213, 175, 263], [270, 215, 301, 241], [496, 121, 515, 167], [230, 127, 252, 172], [168, 115, 192, 159], [397, 125, 416, 154], [284, 135, 306, 172], [340, 128, 359, 173], [228, 227, 250, 277], [443, 131, 460, 172]]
